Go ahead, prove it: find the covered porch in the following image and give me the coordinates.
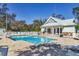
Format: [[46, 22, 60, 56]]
[[41, 26, 63, 35]]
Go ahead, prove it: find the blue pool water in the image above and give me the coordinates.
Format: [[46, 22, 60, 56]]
[[10, 35, 52, 44]]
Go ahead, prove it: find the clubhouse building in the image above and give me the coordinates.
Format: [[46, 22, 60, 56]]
[[41, 16, 77, 37]]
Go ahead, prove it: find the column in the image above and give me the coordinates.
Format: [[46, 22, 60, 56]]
[[51, 27, 54, 34], [45, 28, 47, 32], [53, 28, 54, 34], [59, 27, 60, 35]]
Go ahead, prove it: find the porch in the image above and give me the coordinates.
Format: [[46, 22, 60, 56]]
[[41, 26, 63, 35], [41, 26, 76, 38]]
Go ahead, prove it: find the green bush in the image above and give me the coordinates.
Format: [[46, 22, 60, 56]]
[[75, 24, 79, 30], [60, 34, 63, 37]]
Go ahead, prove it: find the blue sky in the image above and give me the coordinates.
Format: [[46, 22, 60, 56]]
[[7, 3, 79, 24]]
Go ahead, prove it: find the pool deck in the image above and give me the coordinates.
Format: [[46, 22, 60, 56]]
[[39, 33, 79, 45], [0, 33, 79, 55], [0, 35, 33, 56]]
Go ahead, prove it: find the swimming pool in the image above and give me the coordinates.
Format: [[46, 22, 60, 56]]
[[10, 35, 52, 44]]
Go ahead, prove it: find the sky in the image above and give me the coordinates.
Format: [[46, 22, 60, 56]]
[[7, 3, 79, 24]]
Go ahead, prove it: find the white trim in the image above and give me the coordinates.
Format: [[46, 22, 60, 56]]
[[44, 16, 57, 24]]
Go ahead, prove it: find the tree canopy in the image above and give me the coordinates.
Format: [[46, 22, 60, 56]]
[[52, 13, 65, 20], [73, 6, 79, 30], [0, 4, 47, 32], [73, 6, 79, 23]]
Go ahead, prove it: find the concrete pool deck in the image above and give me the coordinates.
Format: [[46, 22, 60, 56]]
[[0, 36, 33, 56], [39, 33, 79, 45], [0, 33, 79, 55]]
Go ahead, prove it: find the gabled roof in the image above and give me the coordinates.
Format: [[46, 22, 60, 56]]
[[44, 16, 61, 24], [41, 16, 76, 27]]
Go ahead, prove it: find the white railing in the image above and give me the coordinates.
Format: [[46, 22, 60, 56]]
[[6, 32, 39, 37]]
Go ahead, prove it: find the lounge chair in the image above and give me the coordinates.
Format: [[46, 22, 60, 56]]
[[74, 37, 79, 40], [73, 35, 79, 40]]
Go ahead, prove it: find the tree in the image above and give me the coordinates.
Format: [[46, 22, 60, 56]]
[[0, 4, 17, 31], [72, 6, 79, 31], [75, 24, 79, 30], [52, 13, 57, 17], [52, 13, 65, 20], [10, 20, 28, 31], [31, 18, 47, 31], [56, 14, 65, 20], [1, 4, 9, 13], [11, 13, 16, 21], [0, 3, 9, 29], [73, 6, 79, 23]]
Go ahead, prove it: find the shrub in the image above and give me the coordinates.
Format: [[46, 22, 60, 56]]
[[60, 34, 63, 37]]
